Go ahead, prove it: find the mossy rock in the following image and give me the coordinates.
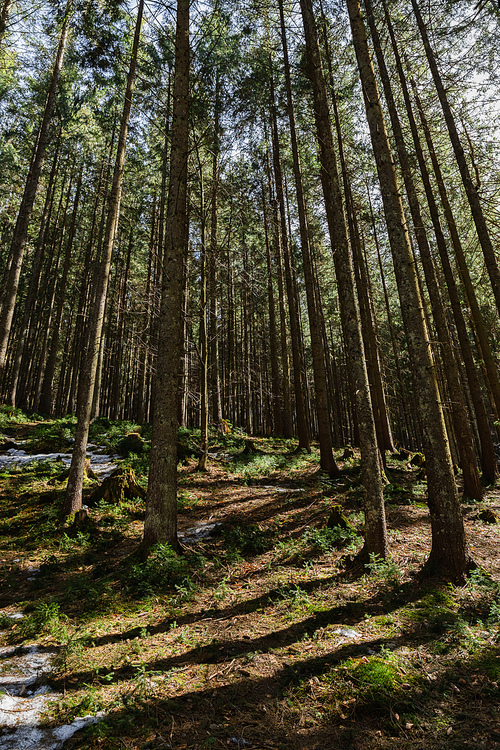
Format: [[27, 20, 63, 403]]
[[87, 467, 146, 506]]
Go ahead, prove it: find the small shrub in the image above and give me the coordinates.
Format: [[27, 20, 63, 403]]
[[0, 612, 15, 628], [20, 600, 66, 639], [126, 543, 190, 596], [366, 553, 401, 587], [229, 452, 287, 479], [213, 577, 231, 602], [278, 583, 310, 608], [223, 524, 268, 556], [489, 601, 500, 622], [304, 526, 361, 553], [59, 531, 91, 551], [274, 537, 305, 562], [0, 405, 33, 430]]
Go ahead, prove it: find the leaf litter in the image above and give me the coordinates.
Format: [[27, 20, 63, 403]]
[[1, 431, 500, 749]]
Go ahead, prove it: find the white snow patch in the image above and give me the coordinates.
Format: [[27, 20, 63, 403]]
[[52, 713, 104, 742], [0, 643, 104, 748], [334, 627, 362, 639], [0, 447, 119, 478], [178, 522, 221, 543]]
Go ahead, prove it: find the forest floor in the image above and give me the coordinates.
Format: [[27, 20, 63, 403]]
[[0, 411, 500, 750]]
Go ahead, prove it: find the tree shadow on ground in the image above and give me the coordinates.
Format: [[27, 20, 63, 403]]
[[56, 626, 500, 750]]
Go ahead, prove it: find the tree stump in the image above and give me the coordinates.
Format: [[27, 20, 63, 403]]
[[71, 508, 93, 531], [394, 448, 411, 461], [117, 432, 145, 457], [326, 504, 353, 530], [476, 509, 499, 524], [410, 452, 426, 467], [84, 457, 100, 481], [241, 439, 257, 455], [87, 467, 146, 506]]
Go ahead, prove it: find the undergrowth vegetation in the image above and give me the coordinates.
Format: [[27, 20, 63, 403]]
[[0, 412, 499, 749]]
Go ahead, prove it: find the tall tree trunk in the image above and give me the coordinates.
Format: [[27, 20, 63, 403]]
[[269, 65, 310, 452], [262, 188, 283, 435], [380, 0, 497, 484], [178, 240, 190, 427], [64, 0, 144, 516], [39, 172, 82, 414], [197, 168, 209, 472], [346, 0, 471, 580], [0, 0, 72, 384], [141, 0, 189, 555], [410, 0, 500, 320], [209, 71, 223, 430], [20, 165, 70, 410], [6, 145, 62, 405], [0, 0, 14, 44], [410, 81, 500, 421], [318, 0, 394, 456], [266, 149, 293, 438], [278, 0, 338, 474], [300, 0, 387, 557], [365, 0, 482, 501], [33, 225, 66, 410], [109, 228, 132, 420], [136, 199, 156, 423]]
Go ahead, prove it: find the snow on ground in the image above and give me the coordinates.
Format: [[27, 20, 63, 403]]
[[0, 643, 103, 749], [0, 445, 119, 478]]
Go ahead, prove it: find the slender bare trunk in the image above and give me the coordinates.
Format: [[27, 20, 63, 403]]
[[64, 0, 144, 515], [347, 0, 470, 579], [278, 0, 337, 473], [300, 0, 386, 556], [0, 1, 72, 383], [366, 0, 482, 501], [142, 0, 189, 554], [269, 66, 310, 451]]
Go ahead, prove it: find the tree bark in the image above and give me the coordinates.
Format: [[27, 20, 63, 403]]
[[366, 0, 482, 501], [410, 0, 500, 321], [410, 81, 500, 422], [64, 0, 144, 515], [269, 64, 310, 452], [346, 0, 470, 580], [0, 0, 72, 384], [141, 0, 190, 554], [209, 71, 223, 430], [39, 172, 82, 414], [262, 188, 283, 435], [0, 0, 13, 44], [278, 0, 338, 474], [300, 0, 386, 556]]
